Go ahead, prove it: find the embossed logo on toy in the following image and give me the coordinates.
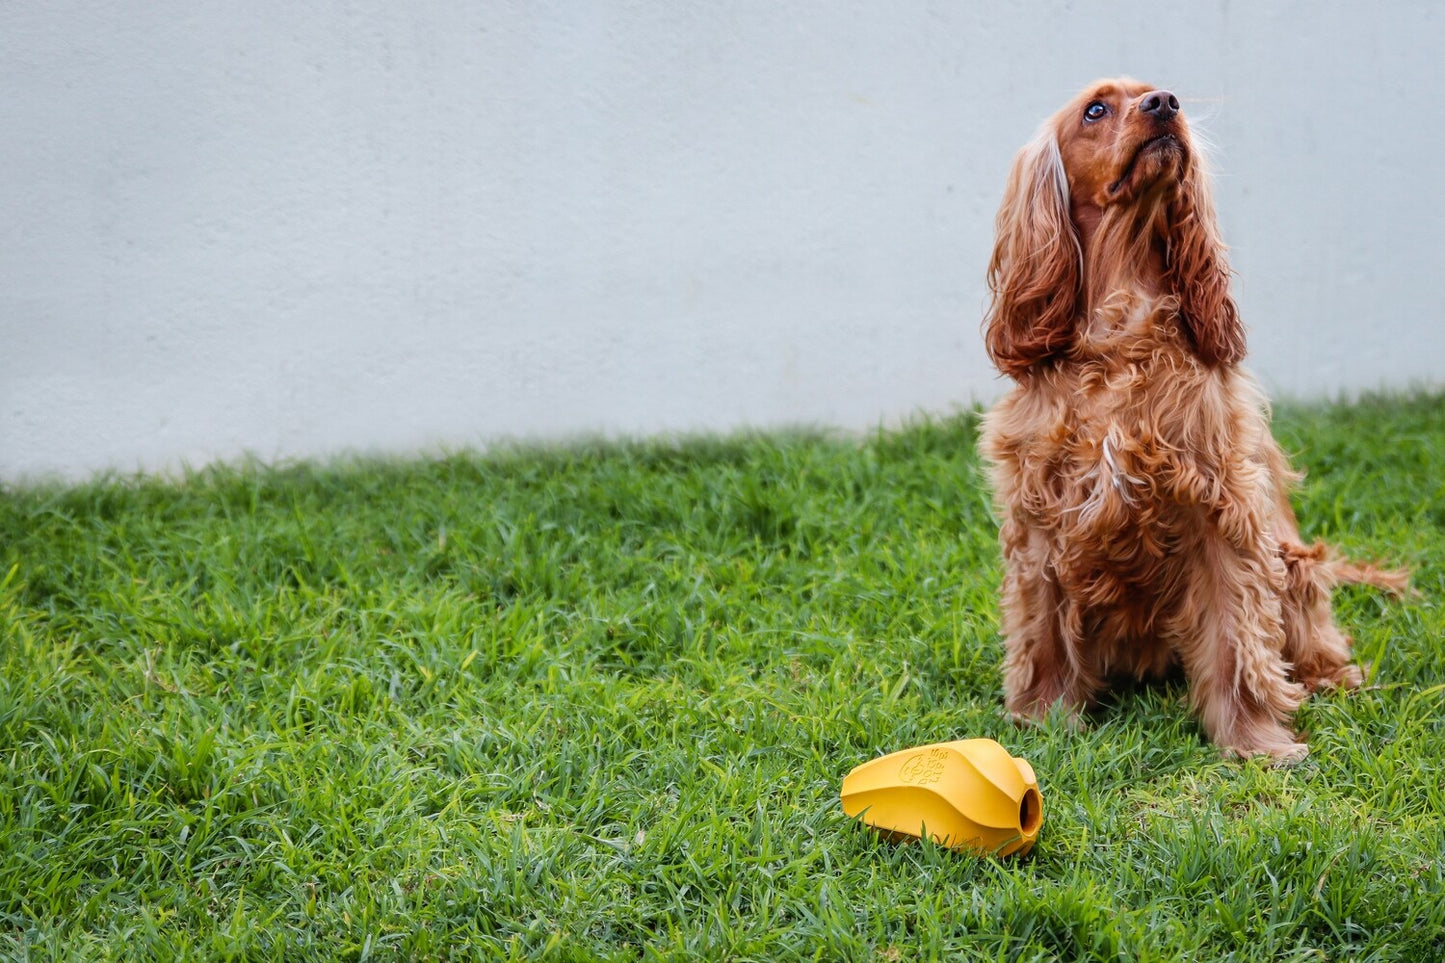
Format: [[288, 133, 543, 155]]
[[897, 747, 949, 786]]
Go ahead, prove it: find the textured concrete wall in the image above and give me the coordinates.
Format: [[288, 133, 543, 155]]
[[3, 2, 1441, 479]]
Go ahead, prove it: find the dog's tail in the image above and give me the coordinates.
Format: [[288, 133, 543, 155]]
[[1321, 557, 1413, 596], [1286, 540, 1412, 596]]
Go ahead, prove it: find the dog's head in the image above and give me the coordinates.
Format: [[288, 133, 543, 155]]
[[984, 79, 1244, 377]]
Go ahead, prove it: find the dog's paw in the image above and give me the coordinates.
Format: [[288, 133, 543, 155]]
[[1008, 699, 1084, 731], [1297, 662, 1364, 694], [1221, 737, 1309, 767]]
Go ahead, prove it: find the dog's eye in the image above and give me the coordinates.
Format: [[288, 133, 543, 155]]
[[1084, 101, 1109, 122]]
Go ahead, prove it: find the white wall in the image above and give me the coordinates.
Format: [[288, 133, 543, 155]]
[[3, 2, 1441, 480]]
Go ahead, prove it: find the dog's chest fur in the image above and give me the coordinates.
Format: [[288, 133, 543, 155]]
[[982, 303, 1276, 624]]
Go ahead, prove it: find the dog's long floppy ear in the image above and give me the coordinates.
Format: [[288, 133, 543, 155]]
[[1165, 151, 1246, 366], [983, 129, 1082, 378]]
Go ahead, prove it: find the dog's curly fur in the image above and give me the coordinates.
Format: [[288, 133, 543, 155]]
[[979, 79, 1406, 763]]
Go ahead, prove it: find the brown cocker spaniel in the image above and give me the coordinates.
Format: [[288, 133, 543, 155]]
[[979, 78, 1404, 763]]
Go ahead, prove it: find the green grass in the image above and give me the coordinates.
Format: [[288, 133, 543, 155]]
[[1, 392, 1442, 961]]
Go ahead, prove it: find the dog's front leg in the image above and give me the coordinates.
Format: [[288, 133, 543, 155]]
[[999, 520, 1100, 724], [1165, 523, 1309, 763]]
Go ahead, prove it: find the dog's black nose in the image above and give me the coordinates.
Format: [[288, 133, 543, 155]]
[[1140, 90, 1180, 121]]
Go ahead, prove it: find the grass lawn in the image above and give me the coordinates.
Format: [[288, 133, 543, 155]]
[[2, 392, 1442, 961]]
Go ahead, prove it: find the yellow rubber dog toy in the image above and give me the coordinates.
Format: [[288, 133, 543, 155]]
[[841, 738, 1042, 857]]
